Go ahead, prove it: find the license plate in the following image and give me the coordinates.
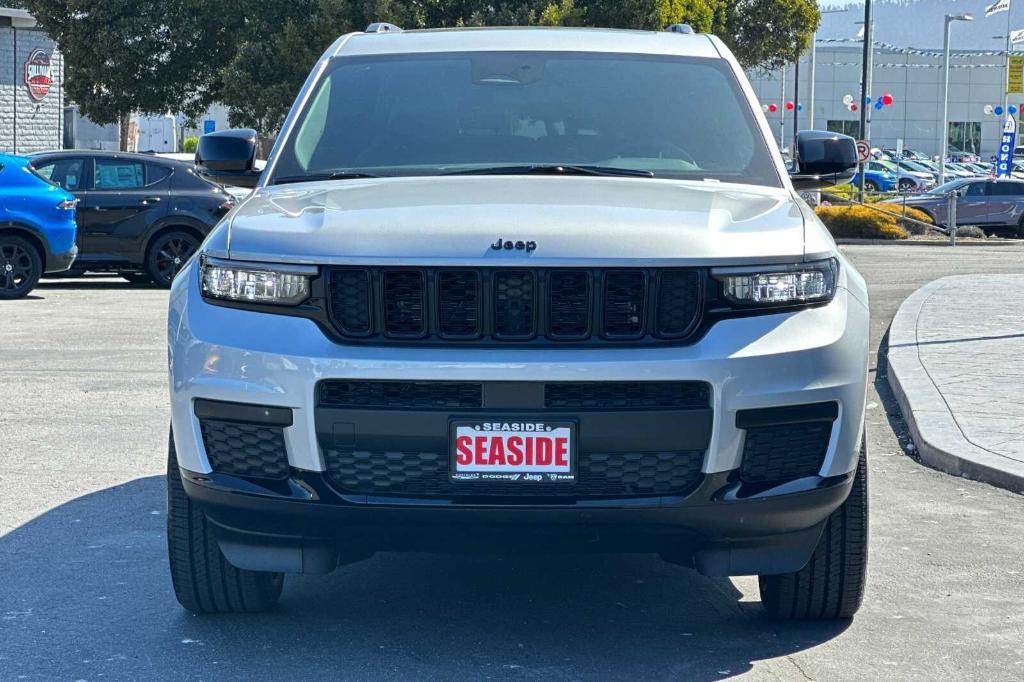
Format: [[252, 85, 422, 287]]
[[450, 419, 576, 483]]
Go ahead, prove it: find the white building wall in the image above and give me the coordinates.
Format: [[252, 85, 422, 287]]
[[0, 25, 63, 154], [747, 44, 1016, 159]]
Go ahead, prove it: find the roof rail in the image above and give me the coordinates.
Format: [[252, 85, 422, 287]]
[[666, 23, 695, 34], [365, 22, 403, 33]]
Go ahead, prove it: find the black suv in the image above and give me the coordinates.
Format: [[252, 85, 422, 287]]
[[30, 151, 233, 287]]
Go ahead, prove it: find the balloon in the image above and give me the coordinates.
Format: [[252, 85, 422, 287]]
[[984, 104, 995, 115], [1011, 106, 1019, 115], [762, 104, 769, 113], [850, 103, 858, 112], [785, 101, 795, 110], [842, 94, 854, 105], [882, 93, 894, 106], [864, 96, 872, 104], [768, 103, 777, 112], [874, 100, 884, 110], [797, 103, 803, 111], [995, 106, 1004, 115]]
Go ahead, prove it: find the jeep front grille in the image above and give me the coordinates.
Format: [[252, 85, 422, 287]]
[[325, 267, 702, 345]]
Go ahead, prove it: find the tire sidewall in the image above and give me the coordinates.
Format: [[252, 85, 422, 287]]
[[146, 231, 200, 288], [0, 235, 43, 300]]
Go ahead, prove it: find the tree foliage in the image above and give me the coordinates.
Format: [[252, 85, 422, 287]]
[[22, 0, 819, 139], [21, 0, 243, 127]]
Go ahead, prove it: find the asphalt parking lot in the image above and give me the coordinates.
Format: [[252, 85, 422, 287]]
[[2, 245, 1023, 680]]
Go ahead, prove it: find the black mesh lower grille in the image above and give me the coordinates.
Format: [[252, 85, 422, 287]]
[[199, 419, 289, 479], [323, 449, 705, 498], [544, 382, 709, 410], [740, 422, 832, 483], [319, 381, 483, 409]]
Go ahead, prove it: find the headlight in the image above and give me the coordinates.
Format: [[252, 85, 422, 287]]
[[200, 257, 313, 306], [711, 258, 838, 307]]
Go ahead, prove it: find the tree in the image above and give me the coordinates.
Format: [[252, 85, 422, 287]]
[[585, 0, 818, 70], [21, 0, 244, 150]]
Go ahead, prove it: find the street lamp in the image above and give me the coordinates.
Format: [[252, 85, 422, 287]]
[[939, 13, 974, 185]]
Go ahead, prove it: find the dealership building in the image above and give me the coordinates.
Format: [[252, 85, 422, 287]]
[[1, 7, 64, 155], [748, 41, 1021, 159]]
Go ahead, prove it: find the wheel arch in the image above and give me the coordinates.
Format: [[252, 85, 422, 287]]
[[0, 222, 48, 265], [142, 222, 206, 264]]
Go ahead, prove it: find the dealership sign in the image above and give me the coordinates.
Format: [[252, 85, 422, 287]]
[[24, 48, 53, 102], [997, 115, 1018, 178]]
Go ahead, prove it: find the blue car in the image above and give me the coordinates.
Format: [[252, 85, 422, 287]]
[[0, 154, 78, 299], [849, 167, 898, 193]]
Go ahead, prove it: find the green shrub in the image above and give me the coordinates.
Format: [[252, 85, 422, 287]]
[[955, 225, 986, 239], [814, 205, 909, 240], [183, 136, 199, 154]]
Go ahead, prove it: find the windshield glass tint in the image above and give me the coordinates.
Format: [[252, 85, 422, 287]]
[[271, 51, 780, 187]]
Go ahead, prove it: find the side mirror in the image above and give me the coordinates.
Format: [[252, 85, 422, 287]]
[[195, 128, 261, 188], [790, 130, 858, 189]]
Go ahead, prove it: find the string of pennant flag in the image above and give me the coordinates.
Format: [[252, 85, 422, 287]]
[[816, 38, 1017, 58]]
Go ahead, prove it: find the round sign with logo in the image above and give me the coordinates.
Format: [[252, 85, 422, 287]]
[[24, 48, 53, 102]]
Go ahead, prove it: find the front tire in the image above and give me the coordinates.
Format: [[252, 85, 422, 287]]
[[0, 235, 42, 300], [167, 431, 284, 613], [863, 180, 879, 192], [146, 230, 200, 288], [897, 178, 915, 192], [759, 436, 868, 620]]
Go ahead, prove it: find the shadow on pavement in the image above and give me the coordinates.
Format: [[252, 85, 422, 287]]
[[0, 477, 850, 679]]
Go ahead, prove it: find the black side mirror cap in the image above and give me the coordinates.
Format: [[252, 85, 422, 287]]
[[195, 128, 262, 188], [790, 130, 859, 189]]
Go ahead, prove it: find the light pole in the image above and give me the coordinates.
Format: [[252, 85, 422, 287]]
[[857, 0, 874, 203], [939, 13, 974, 186]]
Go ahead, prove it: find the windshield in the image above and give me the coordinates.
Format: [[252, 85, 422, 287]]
[[928, 179, 968, 194], [270, 51, 781, 187], [900, 160, 931, 173]]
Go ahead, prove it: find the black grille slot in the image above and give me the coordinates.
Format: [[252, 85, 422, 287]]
[[545, 382, 710, 410], [657, 270, 701, 337], [319, 381, 483, 409], [323, 449, 704, 498], [329, 268, 372, 336], [548, 271, 591, 338], [602, 271, 646, 338], [383, 270, 426, 337], [322, 267, 701, 345], [437, 270, 480, 338], [199, 420, 289, 479], [740, 422, 832, 483], [493, 270, 536, 338]]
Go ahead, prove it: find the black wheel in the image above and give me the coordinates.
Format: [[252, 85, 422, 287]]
[[863, 180, 879, 192], [0, 235, 42, 300], [897, 178, 915, 192], [120, 272, 152, 285], [1017, 216, 1024, 239], [759, 435, 868, 620], [146, 230, 200, 288], [167, 430, 284, 613]]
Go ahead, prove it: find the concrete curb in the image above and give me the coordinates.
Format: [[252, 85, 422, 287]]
[[886, 278, 1024, 493], [836, 238, 1021, 246]]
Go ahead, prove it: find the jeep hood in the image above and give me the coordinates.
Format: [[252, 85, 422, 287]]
[[222, 176, 810, 266]]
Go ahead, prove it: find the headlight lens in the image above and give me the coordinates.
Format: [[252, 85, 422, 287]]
[[712, 258, 838, 307], [200, 258, 312, 306]]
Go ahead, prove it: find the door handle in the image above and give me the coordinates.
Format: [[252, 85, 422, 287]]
[[140, 196, 162, 205]]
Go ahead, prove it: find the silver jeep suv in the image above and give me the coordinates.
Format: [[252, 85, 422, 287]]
[[167, 24, 868, 620]]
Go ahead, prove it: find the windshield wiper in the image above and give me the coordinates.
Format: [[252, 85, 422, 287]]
[[442, 164, 655, 178], [272, 170, 382, 185]]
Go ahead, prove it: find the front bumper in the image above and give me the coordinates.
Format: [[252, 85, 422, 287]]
[[182, 464, 855, 577], [168, 261, 869, 575]]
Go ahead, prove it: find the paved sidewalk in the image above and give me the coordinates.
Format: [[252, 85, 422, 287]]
[[887, 274, 1024, 493]]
